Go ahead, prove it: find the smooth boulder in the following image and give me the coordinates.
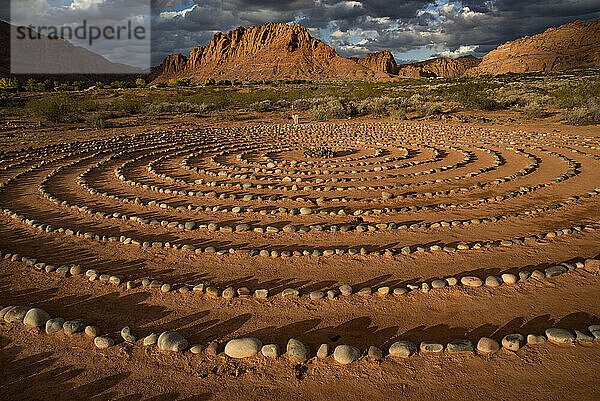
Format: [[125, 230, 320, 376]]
[[224, 337, 262, 358], [333, 345, 361, 364], [158, 331, 188, 352]]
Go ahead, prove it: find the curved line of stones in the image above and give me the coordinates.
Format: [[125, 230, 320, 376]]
[[2, 302, 599, 364], [111, 145, 580, 220], [51, 149, 600, 237], [2, 246, 599, 305]]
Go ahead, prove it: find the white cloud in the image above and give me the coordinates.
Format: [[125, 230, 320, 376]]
[[438, 44, 478, 58]]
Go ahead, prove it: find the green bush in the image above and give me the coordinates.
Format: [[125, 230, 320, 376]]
[[552, 79, 600, 109], [86, 113, 111, 129], [563, 104, 600, 125], [26, 93, 80, 123], [310, 99, 348, 121], [111, 94, 144, 115], [438, 82, 500, 110], [249, 100, 273, 112], [0, 78, 20, 90], [145, 101, 203, 114], [169, 78, 191, 87], [135, 78, 147, 88]]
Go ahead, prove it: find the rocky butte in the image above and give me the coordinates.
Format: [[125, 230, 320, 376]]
[[467, 18, 600, 75], [156, 23, 391, 82]]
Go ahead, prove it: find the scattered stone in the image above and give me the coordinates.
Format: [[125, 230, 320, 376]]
[[316, 344, 329, 358], [501, 273, 518, 284], [589, 325, 600, 339], [446, 339, 473, 353], [574, 330, 595, 343], [461, 276, 483, 287], [190, 344, 204, 354], [205, 341, 219, 355], [45, 318, 65, 334], [377, 287, 390, 296], [143, 333, 158, 346], [477, 337, 500, 354], [222, 287, 236, 299], [333, 345, 361, 364], [69, 265, 82, 276], [225, 337, 262, 358], [281, 288, 300, 297], [160, 283, 172, 293], [85, 325, 100, 338], [485, 276, 502, 287], [545, 328, 575, 344], [393, 288, 407, 295], [158, 331, 188, 352], [121, 326, 137, 342], [4, 306, 30, 323], [339, 284, 352, 295], [261, 344, 279, 358], [309, 291, 325, 300], [388, 341, 416, 358], [545, 265, 568, 277], [530, 270, 545, 280], [526, 334, 546, 345], [502, 334, 524, 351], [287, 338, 310, 362], [63, 319, 89, 335], [420, 341, 444, 353], [94, 336, 115, 349], [23, 308, 50, 328], [367, 345, 383, 360], [254, 289, 269, 298], [445, 277, 458, 286], [431, 280, 446, 289]]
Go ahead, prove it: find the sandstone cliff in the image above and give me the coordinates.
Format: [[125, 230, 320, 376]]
[[155, 23, 389, 82], [397, 57, 481, 78], [350, 51, 398, 75], [468, 18, 600, 75]]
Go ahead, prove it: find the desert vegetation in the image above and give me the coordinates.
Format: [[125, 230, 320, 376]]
[[1, 69, 599, 128]]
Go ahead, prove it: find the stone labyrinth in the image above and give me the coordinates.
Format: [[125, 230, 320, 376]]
[[1, 122, 599, 365]]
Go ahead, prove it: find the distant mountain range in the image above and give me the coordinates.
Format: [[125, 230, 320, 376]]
[[2, 17, 599, 82], [0, 20, 144, 82]]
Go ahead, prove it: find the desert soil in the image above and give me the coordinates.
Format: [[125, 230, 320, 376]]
[[0, 110, 599, 400]]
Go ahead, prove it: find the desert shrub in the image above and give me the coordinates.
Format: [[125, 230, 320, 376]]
[[55, 82, 71, 91], [110, 81, 128, 89], [563, 104, 600, 125], [204, 78, 216, 86], [310, 99, 348, 121], [145, 101, 203, 114], [72, 81, 88, 91], [521, 101, 552, 118], [439, 82, 501, 110], [26, 93, 80, 123], [354, 96, 401, 116], [389, 109, 407, 120], [497, 94, 527, 109], [552, 79, 600, 109], [111, 94, 144, 115], [249, 100, 273, 112], [136, 78, 147, 88], [292, 99, 313, 111], [276, 99, 291, 108], [0, 78, 20, 90], [86, 113, 112, 129], [169, 78, 190, 87]]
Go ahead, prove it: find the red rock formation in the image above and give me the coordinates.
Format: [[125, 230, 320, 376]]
[[397, 57, 481, 78], [468, 18, 600, 75], [155, 23, 389, 82], [350, 51, 398, 74]]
